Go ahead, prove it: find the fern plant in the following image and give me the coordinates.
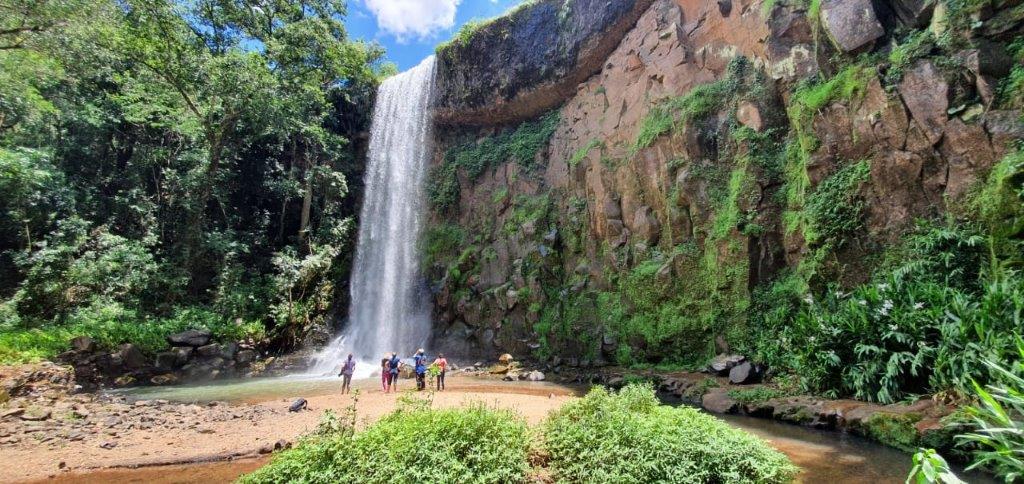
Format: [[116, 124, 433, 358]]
[[959, 343, 1024, 482]]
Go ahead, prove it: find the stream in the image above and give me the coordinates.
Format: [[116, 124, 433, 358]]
[[56, 377, 992, 483]]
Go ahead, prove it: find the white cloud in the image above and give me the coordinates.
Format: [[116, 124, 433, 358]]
[[363, 0, 462, 42]]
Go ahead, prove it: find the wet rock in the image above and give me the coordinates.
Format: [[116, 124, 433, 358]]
[[113, 375, 135, 387], [728, 362, 764, 385], [526, 370, 546, 381], [167, 330, 212, 348], [819, 0, 885, 53]]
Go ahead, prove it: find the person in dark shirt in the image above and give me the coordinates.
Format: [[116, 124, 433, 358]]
[[413, 349, 427, 391], [388, 352, 401, 393]]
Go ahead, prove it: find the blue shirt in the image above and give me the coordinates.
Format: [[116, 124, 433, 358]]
[[389, 356, 400, 374], [414, 354, 426, 374]]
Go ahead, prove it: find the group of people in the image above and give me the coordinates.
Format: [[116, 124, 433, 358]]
[[336, 349, 448, 394]]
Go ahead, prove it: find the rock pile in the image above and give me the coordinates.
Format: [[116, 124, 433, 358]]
[[0, 363, 277, 450], [57, 330, 260, 390]]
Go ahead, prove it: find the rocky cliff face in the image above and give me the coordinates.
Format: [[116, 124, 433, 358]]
[[425, 0, 1023, 365]]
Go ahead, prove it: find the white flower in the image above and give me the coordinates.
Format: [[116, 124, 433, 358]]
[[882, 299, 894, 310], [803, 295, 814, 305], [858, 300, 868, 306], [877, 283, 890, 292], [879, 308, 889, 316], [889, 324, 898, 331], [913, 302, 925, 310], [835, 291, 845, 298]]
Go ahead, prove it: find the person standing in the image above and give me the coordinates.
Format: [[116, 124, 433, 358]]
[[433, 353, 448, 391], [414, 349, 427, 391], [338, 354, 356, 394], [380, 355, 390, 392], [388, 352, 401, 393]]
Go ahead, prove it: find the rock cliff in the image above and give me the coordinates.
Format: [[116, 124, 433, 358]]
[[424, 0, 1023, 365]]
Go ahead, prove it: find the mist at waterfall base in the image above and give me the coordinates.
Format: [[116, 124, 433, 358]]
[[307, 57, 437, 378]]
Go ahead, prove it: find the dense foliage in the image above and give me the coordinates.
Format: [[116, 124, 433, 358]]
[[241, 398, 530, 484], [0, 0, 394, 361], [959, 344, 1024, 480], [543, 385, 798, 483]]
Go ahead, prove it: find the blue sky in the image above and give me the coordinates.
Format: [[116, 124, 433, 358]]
[[345, 0, 524, 71]]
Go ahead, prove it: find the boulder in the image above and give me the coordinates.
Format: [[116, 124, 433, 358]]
[[196, 344, 221, 358], [118, 344, 148, 370], [70, 336, 96, 353], [174, 347, 194, 366], [220, 342, 239, 360], [819, 0, 885, 53], [526, 370, 546, 381], [898, 60, 949, 145], [236, 350, 257, 365], [154, 352, 178, 372], [498, 353, 514, 364], [150, 374, 178, 386], [167, 329, 212, 348], [288, 398, 307, 412], [890, 0, 936, 27], [702, 389, 739, 414], [728, 362, 764, 385], [708, 354, 746, 375]]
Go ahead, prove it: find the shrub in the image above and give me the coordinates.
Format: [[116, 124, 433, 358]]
[[907, 449, 966, 484], [241, 402, 530, 484], [959, 345, 1024, 481], [803, 160, 870, 246], [543, 384, 798, 483]]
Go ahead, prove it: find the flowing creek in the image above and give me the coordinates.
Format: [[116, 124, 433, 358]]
[[81, 377, 997, 483]]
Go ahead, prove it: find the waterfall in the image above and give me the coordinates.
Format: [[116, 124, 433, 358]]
[[309, 56, 437, 377]]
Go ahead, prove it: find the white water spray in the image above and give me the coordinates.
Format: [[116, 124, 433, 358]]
[[309, 56, 436, 377]]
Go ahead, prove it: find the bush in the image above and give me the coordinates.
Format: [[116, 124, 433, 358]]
[[959, 344, 1024, 481], [241, 402, 530, 484], [542, 384, 798, 483], [0, 303, 263, 364]]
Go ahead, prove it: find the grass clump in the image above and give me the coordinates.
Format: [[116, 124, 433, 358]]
[[803, 160, 870, 246], [543, 384, 798, 483], [569, 139, 602, 167], [242, 401, 530, 484]]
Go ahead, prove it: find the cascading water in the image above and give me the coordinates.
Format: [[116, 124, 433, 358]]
[[309, 56, 436, 377]]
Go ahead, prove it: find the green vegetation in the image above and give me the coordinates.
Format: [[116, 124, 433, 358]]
[[428, 111, 560, 211], [242, 398, 529, 484], [959, 344, 1024, 480], [543, 384, 798, 483], [728, 387, 791, 405], [907, 449, 966, 484], [569, 139, 602, 167], [632, 59, 744, 152], [435, 1, 541, 54], [802, 160, 870, 246], [0, 0, 392, 361]]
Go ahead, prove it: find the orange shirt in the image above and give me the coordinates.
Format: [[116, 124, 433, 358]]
[[434, 358, 448, 371]]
